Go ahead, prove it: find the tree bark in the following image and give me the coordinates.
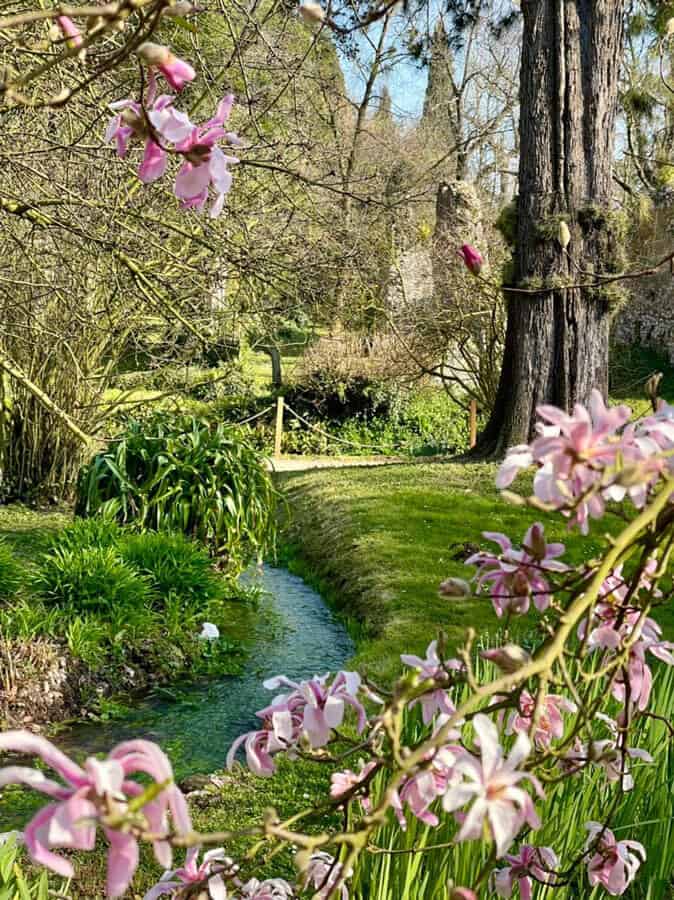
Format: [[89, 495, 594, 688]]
[[477, 0, 625, 455]]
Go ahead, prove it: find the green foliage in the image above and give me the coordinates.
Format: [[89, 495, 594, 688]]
[[35, 545, 155, 612], [352, 663, 674, 899], [76, 414, 277, 570], [0, 538, 26, 600], [0, 835, 54, 899], [116, 531, 227, 607]]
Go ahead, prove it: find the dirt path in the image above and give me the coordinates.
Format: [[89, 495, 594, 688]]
[[267, 455, 406, 472]]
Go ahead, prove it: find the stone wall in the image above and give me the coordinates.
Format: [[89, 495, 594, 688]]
[[613, 205, 674, 363], [613, 273, 674, 363]]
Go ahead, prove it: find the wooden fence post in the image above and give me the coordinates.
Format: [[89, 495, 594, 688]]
[[469, 398, 477, 449], [274, 396, 284, 460]]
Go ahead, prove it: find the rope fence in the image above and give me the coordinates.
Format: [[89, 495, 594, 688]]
[[232, 396, 479, 459]]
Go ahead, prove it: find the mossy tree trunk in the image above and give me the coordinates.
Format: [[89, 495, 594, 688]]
[[478, 0, 625, 454]]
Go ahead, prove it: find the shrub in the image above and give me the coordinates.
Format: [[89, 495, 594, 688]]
[[36, 545, 155, 612], [76, 414, 277, 569], [0, 538, 26, 600], [117, 531, 226, 607]]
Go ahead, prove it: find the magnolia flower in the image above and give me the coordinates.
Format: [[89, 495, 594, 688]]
[[400, 640, 462, 724], [458, 243, 483, 275], [497, 390, 633, 532], [0, 732, 190, 898], [395, 745, 459, 828], [585, 823, 645, 895], [442, 714, 542, 857], [227, 694, 303, 776], [265, 671, 368, 746], [240, 878, 295, 898], [105, 75, 193, 184], [303, 851, 351, 900], [143, 847, 234, 899], [137, 42, 196, 91], [330, 761, 377, 810], [491, 845, 558, 900], [174, 95, 240, 217], [467, 524, 567, 617], [506, 691, 576, 748], [449, 890, 477, 900], [228, 671, 370, 775]]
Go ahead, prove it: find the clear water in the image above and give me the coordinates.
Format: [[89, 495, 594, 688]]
[[53, 565, 354, 777], [0, 566, 354, 830]]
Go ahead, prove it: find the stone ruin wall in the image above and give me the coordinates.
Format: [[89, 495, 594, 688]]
[[614, 205, 674, 363]]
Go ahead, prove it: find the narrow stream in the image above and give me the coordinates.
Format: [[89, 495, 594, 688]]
[[55, 565, 354, 777]]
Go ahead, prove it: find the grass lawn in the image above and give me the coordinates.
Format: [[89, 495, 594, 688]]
[[279, 460, 674, 683]]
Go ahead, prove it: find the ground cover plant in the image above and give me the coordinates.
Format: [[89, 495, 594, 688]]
[[0, 511, 253, 724], [2, 389, 674, 899]]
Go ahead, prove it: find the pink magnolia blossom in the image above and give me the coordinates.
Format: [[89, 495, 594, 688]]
[[590, 715, 653, 790], [497, 390, 633, 532], [442, 714, 543, 857], [0, 732, 190, 898], [228, 671, 371, 775], [239, 877, 295, 899], [137, 42, 196, 91], [467, 523, 567, 617], [400, 640, 462, 723], [394, 744, 459, 829], [56, 15, 83, 48], [105, 75, 193, 184], [173, 95, 240, 218], [506, 690, 576, 748], [449, 889, 477, 900], [585, 823, 645, 896], [491, 845, 558, 900], [144, 847, 234, 899], [458, 243, 483, 275], [580, 575, 674, 712], [330, 761, 377, 810], [303, 851, 351, 900]]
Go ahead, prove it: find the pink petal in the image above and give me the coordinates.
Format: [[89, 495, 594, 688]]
[[105, 828, 139, 898]]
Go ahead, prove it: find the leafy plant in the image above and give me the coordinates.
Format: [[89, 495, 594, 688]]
[[35, 545, 155, 612], [0, 538, 26, 600], [76, 414, 277, 570], [117, 531, 226, 608], [0, 834, 55, 899]]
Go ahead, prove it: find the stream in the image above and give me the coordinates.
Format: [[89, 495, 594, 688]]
[[0, 566, 354, 828]]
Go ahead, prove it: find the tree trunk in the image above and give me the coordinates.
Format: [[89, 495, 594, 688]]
[[478, 0, 624, 455]]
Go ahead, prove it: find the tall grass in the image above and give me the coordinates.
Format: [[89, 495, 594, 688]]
[[352, 664, 674, 899]]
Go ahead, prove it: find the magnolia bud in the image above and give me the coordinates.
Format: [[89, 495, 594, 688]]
[[439, 577, 472, 598], [480, 644, 531, 674], [558, 219, 571, 249], [450, 889, 477, 900], [136, 41, 171, 66], [667, 17, 674, 37], [299, 2, 326, 24]]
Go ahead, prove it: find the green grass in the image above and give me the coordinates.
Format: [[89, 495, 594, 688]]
[[278, 461, 654, 683]]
